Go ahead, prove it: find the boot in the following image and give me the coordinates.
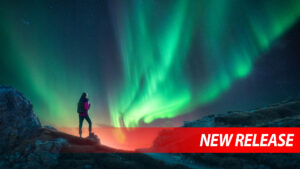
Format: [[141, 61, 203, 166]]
[[79, 129, 82, 138], [89, 127, 92, 136]]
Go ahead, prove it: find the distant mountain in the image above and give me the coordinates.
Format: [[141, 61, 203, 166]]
[[182, 96, 300, 127], [147, 96, 300, 169]]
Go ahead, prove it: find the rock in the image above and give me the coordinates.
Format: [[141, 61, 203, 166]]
[[182, 99, 300, 127], [0, 160, 9, 169], [6, 138, 69, 169], [146, 97, 300, 169], [86, 133, 100, 144], [0, 86, 187, 169], [34, 138, 69, 154], [31, 138, 69, 167], [43, 125, 57, 131], [179, 98, 300, 169], [0, 86, 41, 154], [0, 86, 69, 168], [84, 164, 92, 169], [183, 115, 215, 127]]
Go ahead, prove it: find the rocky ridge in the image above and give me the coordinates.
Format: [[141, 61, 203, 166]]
[[0, 86, 188, 169], [149, 96, 300, 169]]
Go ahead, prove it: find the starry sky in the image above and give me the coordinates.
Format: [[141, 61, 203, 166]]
[[0, 0, 300, 128]]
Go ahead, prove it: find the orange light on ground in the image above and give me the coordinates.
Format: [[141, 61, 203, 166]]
[[58, 127, 163, 151]]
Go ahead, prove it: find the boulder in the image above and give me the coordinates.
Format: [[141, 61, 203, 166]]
[[86, 133, 100, 144], [0, 138, 69, 169], [0, 86, 41, 153]]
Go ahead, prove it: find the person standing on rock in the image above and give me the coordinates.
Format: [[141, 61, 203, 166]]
[[77, 92, 92, 138]]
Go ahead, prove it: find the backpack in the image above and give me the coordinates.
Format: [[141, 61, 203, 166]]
[[77, 101, 85, 113]]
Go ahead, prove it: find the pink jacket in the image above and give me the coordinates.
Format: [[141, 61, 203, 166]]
[[79, 101, 90, 117]]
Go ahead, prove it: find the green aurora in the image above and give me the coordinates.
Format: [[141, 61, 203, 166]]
[[109, 0, 300, 127], [0, 0, 300, 127]]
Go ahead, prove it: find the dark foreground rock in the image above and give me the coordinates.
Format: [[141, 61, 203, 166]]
[[0, 86, 188, 169], [0, 87, 41, 154], [0, 86, 68, 168]]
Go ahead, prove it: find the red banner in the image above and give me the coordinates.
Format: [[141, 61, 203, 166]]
[[59, 127, 300, 153], [143, 127, 299, 153]]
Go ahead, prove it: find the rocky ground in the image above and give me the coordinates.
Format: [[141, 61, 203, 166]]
[[149, 96, 300, 169], [182, 96, 300, 128], [0, 86, 188, 169], [1, 86, 300, 169]]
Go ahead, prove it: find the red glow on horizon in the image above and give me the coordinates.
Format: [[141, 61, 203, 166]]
[[58, 127, 163, 151]]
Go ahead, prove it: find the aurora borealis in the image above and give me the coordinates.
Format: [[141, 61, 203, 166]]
[[1, 0, 300, 127], [108, 0, 300, 127]]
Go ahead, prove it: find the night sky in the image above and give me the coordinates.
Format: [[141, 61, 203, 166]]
[[0, 0, 300, 128]]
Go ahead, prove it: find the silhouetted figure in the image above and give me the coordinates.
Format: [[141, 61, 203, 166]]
[[77, 92, 92, 138]]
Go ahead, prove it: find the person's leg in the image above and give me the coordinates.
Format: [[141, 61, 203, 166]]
[[85, 116, 92, 135], [79, 116, 84, 137]]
